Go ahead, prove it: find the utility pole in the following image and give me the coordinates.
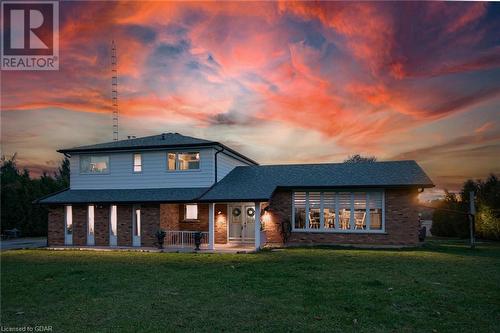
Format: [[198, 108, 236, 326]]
[[111, 40, 119, 141], [468, 191, 476, 249]]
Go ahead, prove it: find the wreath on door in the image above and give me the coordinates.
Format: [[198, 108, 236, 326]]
[[232, 207, 241, 217], [246, 207, 255, 217]]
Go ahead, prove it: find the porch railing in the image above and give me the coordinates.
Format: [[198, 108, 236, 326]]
[[164, 230, 209, 248]]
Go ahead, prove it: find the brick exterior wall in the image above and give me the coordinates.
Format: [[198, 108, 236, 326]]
[[264, 188, 420, 247], [159, 204, 211, 232], [46, 189, 418, 248], [117, 205, 132, 246], [48, 206, 65, 246], [72, 205, 88, 246], [141, 204, 160, 247], [160, 204, 179, 230], [215, 204, 228, 244], [263, 190, 292, 246], [94, 205, 110, 246], [48, 202, 225, 248]]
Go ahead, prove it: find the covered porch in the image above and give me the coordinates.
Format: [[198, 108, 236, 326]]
[[41, 188, 278, 251], [159, 201, 266, 251]]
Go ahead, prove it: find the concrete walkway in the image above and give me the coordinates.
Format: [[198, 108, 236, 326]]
[[1, 237, 47, 251]]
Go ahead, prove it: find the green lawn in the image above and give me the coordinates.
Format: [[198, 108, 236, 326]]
[[1, 240, 500, 332]]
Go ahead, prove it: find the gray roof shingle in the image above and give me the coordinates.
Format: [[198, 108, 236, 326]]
[[37, 187, 209, 204], [58, 133, 216, 153], [36, 160, 433, 204], [58, 132, 258, 165], [199, 160, 434, 201]]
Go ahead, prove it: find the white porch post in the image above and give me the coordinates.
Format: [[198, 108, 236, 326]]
[[254, 202, 261, 251], [208, 203, 215, 250]]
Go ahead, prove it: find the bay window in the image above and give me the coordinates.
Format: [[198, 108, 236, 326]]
[[338, 192, 351, 230], [369, 192, 383, 230], [323, 192, 336, 229], [292, 190, 384, 233], [353, 192, 367, 230], [309, 192, 321, 229], [293, 192, 306, 229]]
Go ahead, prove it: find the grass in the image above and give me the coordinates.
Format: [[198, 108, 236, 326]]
[[1, 240, 500, 332]]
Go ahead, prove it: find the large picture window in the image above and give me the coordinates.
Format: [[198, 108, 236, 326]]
[[292, 190, 384, 233], [167, 152, 200, 171], [293, 192, 306, 229], [80, 155, 109, 174]]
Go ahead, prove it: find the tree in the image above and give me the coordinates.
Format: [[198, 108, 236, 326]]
[[431, 191, 468, 238], [343, 154, 377, 163], [1, 154, 68, 236], [431, 174, 499, 240], [474, 174, 500, 240], [55, 157, 70, 188]]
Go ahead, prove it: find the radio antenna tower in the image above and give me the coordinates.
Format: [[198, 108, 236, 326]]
[[111, 40, 119, 141]]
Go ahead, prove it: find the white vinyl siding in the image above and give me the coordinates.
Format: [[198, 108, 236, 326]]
[[70, 149, 215, 189], [217, 151, 251, 181], [292, 190, 385, 233]]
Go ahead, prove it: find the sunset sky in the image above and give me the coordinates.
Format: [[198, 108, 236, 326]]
[[1, 1, 499, 200]]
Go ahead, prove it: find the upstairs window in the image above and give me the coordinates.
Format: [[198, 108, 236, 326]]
[[168, 153, 176, 170], [167, 152, 200, 171], [133, 153, 142, 172], [80, 155, 109, 174]]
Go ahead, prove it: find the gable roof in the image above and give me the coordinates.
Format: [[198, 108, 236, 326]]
[[199, 160, 434, 202], [58, 132, 258, 165]]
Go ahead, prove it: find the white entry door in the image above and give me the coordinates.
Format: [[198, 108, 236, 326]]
[[229, 204, 255, 243], [132, 205, 141, 247]]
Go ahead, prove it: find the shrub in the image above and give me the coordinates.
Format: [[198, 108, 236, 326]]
[[430, 191, 469, 238], [476, 205, 500, 240]]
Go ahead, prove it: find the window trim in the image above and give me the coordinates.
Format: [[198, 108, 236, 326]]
[[291, 189, 385, 234], [166, 151, 201, 172], [79, 154, 110, 175], [133, 153, 142, 173]]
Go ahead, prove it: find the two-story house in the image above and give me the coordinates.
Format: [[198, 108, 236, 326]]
[[37, 132, 434, 250]]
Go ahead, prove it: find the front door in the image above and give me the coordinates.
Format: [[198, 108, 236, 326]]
[[228, 204, 255, 243]]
